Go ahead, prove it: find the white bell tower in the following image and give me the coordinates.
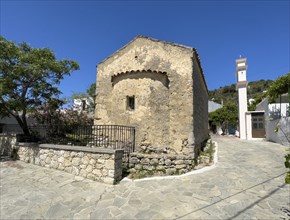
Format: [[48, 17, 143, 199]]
[[236, 57, 248, 139]]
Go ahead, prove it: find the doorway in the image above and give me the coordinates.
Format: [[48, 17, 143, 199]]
[[252, 112, 265, 138]]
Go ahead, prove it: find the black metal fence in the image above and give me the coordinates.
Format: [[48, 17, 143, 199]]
[[0, 124, 135, 157]]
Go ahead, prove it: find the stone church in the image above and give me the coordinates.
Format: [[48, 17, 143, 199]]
[[95, 36, 208, 156]]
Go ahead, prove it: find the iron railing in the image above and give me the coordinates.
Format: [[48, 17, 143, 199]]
[[0, 124, 135, 157]]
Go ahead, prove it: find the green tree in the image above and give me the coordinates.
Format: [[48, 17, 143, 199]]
[[0, 36, 79, 135], [268, 73, 290, 184], [267, 72, 290, 103], [87, 83, 96, 100], [209, 104, 238, 134]]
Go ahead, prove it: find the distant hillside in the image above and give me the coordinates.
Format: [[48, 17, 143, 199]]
[[209, 80, 273, 105]]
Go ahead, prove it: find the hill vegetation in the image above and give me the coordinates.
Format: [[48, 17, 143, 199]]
[[209, 79, 273, 105]]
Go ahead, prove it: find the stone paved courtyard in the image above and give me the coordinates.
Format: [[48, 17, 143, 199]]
[[1, 136, 289, 219]]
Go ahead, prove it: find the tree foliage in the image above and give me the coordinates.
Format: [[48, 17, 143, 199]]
[[209, 79, 272, 106], [33, 100, 93, 128], [269, 73, 290, 184], [267, 72, 290, 103], [0, 36, 79, 134], [87, 83, 96, 99], [209, 104, 238, 134]]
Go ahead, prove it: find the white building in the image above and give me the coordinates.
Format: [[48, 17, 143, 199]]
[[73, 97, 94, 113], [236, 57, 289, 145], [256, 94, 289, 146], [236, 57, 249, 139], [236, 58, 267, 140]]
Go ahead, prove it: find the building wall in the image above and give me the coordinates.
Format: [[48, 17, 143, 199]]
[[95, 37, 201, 154], [192, 57, 209, 150], [110, 71, 170, 148], [245, 113, 252, 139], [208, 101, 222, 113], [238, 86, 248, 139], [256, 97, 290, 146], [266, 117, 290, 146]]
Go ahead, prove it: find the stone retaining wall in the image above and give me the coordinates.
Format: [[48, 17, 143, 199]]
[[0, 134, 18, 158], [17, 143, 124, 184], [128, 153, 211, 178], [127, 140, 215, 178]]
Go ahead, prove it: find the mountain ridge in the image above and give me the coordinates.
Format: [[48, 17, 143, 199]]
[[208, 79, 273, 105]]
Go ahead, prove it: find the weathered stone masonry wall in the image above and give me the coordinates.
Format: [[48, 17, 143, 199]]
[[128, 141, 215, 178], [129, 153, 193, 177], [192, 55, 209, 150], [0, 134, 18, 158], [95, 37, 195, 154], [17, 143, 124, 184]]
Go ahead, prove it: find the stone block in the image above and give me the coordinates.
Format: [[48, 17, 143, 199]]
[[72, 157, 81, 166], [104, 160, 114, 169], [79, 169, 87, 178], [86, 164, 93, 173], [64, 159, 72, 167], [103, 177, 114, 185], [165, 159, 171, 166], [175, 160, 184, 165], [158, 158, 165, 165], [135, 164, 143, 170], [166, 168, 177, 175], [102, 169, 108, 176], [51, 160, 59, 169], [98, 159, 105, 164], [128, 163, 135, 168], [59, 150, 65, 156], [143, 165, 154, 171], [64, 167, 72, 175], [52, 155, 58, 161], [39, 154, 46, 160], [149, 158, 159, 166], [82, 156, 90, 165], [89, 158, 96, 165], [179, 169, 188, 174], [92, 169, 102, 176], [129, 168, 136, 173], [80, 164, 87, 169], [45, 157, 51, 164], [103, 154, 110, 159], [77, 152, 84, 157], [130, 157, 139, 164], [58, 163, 65, 170], [176, 164, 186, 169], [70, 152, 77, 157], [34, 158, 40, 165], [91, 154, 100, 160], [156, 165, 165, 171], [58, 157, 64, 163], [140, 158, 150, 165], [87, 173, 95, 180], [108, 170, 115, 178]]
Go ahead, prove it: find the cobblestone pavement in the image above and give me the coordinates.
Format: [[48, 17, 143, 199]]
[[1, 136, 289, 219]]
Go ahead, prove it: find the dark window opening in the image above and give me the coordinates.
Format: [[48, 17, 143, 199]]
[[127, 96, 135, 110], [82, 100, 86, 111]]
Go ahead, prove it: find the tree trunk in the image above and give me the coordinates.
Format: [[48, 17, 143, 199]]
[[14, 114, 30, 136]]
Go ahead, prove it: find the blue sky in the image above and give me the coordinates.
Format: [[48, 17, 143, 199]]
[[1, 0, 289, 98]]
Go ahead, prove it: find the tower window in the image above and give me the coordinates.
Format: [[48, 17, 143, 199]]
[[82, 100, 86, 111], [127, 96, 135, 110]]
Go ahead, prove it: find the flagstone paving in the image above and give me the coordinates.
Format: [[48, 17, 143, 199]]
[[1, 136, 289, 219]]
